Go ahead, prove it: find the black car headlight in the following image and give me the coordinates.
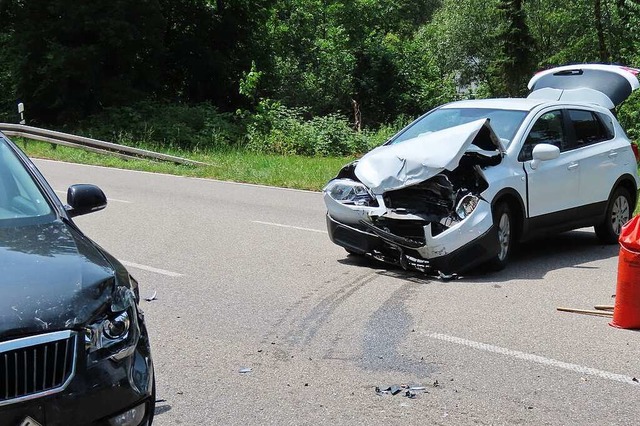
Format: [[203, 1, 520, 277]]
[[455, 194, 480, 220], [324, 179, 378, 207], [85, 288, 140, 363]]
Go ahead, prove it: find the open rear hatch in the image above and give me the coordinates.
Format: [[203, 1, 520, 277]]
[[527, 64, 640, 109]]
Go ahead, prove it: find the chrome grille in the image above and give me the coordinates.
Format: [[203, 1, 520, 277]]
[[0, 330, 77, 406]]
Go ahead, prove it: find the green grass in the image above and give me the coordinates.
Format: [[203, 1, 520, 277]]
[[19, 139, 355, 191]]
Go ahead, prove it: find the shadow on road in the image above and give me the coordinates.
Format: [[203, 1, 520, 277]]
[[154, 400, 172, 416], [337, 229, 620, 283]]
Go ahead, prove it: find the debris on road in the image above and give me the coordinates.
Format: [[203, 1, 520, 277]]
[[239, 367, 252, 374], [594, 305, 614, 311], [144, 291, 157, 302], [556, 306, 613, 317], [405, 390, 417, 399], [375, 384, 429, 398], [436, 272, 462, 281]]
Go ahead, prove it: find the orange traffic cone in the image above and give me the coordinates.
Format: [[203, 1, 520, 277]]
[[611, 216, 640, 329]]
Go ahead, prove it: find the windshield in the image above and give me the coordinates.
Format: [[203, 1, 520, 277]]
[[0, 137, 55, 225], [390, 107, 528, 146]]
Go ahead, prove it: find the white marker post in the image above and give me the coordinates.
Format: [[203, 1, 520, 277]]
[[17, 102, 25, 124]]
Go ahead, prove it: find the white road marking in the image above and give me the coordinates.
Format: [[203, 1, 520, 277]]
[[252, 220, 327, 234], [121, 261, 183, 277], [54, 189, 131, 204], [428, 332, 640, 387]]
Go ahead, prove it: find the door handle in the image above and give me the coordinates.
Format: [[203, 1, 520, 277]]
[[608, 151, 618, 159], [568, 163, 579, 170]]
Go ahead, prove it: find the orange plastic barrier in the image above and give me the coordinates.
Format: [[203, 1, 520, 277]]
[[611, 216, 640, 329]]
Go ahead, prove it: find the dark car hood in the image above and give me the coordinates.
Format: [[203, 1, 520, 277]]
[[0, 219, 117, 339]]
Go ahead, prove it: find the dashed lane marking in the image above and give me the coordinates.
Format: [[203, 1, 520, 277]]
[[121, 261, 183, 277], [252, 220, 326, 234], [427, 332, 640, 387]]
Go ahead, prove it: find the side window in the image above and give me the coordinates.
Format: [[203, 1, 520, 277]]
[[567, 109, 612, 147], [518, 110, 564, 162], [596, 112, 615, 140]]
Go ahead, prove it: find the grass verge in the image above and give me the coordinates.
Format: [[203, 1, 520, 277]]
[[19, 139, 355, 192]]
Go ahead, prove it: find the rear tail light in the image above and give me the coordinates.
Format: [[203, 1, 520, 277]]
[[632, 143, 639, 163]]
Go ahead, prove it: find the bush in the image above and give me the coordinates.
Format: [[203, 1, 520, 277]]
[[76, 101, 244, 151], [72, 99, 410, 157], [619, 91, 640, 143], [245, 99, 402, 156]]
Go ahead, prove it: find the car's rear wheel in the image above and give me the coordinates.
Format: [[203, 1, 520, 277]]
[[595, 187, 632, 244], [487, 202, 513, 271]]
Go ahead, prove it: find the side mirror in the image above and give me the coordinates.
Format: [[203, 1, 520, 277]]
[[531, 143, 560, 170], [66, 184, 107, 217]]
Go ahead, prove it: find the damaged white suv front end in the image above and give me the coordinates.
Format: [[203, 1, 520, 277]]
[[324, 64, 640, 275], [324, 119, 507, 274]]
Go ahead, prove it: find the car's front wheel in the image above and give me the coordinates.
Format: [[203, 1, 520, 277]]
[[595, 187, 632, 244], [487, 202, 513, 271]]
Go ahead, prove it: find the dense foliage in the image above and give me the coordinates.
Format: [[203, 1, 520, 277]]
[[1, 0, 639, 155]]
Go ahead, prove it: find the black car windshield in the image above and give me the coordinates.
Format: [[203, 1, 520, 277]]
[[390, 107, 528, 146], [0, 137, 54, 225]]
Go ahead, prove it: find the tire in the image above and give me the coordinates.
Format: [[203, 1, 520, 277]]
[[595, 187, 632, 244], [487, 202, 513, 271]]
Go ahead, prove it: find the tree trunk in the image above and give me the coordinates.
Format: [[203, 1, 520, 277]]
[[594, 0, 610, 62]]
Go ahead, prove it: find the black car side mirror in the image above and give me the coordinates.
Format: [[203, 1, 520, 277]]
[[66, 184, 107, 217]]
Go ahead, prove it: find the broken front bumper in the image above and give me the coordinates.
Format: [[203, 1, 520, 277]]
[[0, 324, 154, 426], [325, 193, 500, 274]]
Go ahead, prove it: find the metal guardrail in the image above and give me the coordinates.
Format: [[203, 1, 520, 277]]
[[0, 123, 210, 167]]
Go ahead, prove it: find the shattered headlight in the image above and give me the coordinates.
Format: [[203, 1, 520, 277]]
[[85, 287, 140, 363], [323, 179, 378, 207], [455, 194, 480, 220]]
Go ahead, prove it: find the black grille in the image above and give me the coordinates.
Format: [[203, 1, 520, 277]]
[[374, 218, 427, 244], [0, 331, 76, 404]]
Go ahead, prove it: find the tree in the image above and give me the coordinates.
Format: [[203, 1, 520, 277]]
[[7, 0, 166, 124], [428, 0, 502, 94], [158, 0, 271, 109], [492, 0, 535, 96]]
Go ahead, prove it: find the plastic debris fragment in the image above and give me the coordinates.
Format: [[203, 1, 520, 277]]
[[239, 367, 252, 374], [389, 385, 402, 395], [144, 291, 157, 302]]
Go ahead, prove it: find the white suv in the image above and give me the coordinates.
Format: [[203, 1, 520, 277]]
[[323, 64, 640, 274]]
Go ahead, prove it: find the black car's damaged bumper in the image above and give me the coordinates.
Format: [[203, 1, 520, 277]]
[[0, 327, 154, 426], [327, 213, 500, 274]]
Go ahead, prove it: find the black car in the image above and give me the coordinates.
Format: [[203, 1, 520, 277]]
[[0, 133, 155, 425]]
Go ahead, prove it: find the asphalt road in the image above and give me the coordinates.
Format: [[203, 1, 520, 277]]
[[36, 159, 640, 425]]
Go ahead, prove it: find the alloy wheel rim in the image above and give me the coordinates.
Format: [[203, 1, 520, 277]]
[[498, 213, 510, 261], [611, 195, 630, 235]]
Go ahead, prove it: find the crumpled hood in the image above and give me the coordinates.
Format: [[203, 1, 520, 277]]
[[355, 119, 499, 194], [0, 220, 117, 339]]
